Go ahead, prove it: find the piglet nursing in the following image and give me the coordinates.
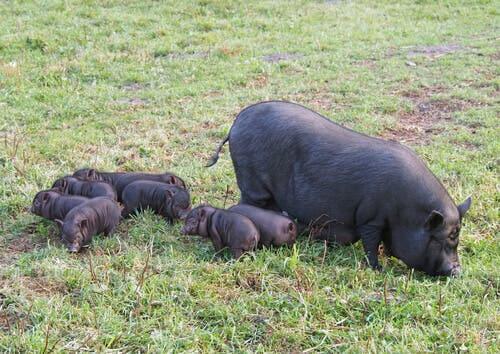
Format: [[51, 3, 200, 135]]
[[229, 204, 297, 247], [181, 205, 260, 259]]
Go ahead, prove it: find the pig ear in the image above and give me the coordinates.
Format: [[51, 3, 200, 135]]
[[168, 176, 177, 185], [87, 169, 97, 179], [457, 196, 472, 219], [200, 208, 207, 221], [165, 189, 173, 198], [55, 219, 64, 228], [425, 210, 444, 230], [42, 193, 50, 202]]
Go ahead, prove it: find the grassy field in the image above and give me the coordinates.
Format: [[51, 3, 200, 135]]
[[0, 0, 498, 351]]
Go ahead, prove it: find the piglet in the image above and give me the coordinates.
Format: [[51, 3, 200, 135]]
[[52, 176, 117, 200], [73, 168, 186, 201], [229, 204, 297, 247], [31, 189, 88, 221], [121, 181, 191, 221], [55, 197, 121, 252], [181, 205, 260, 259]]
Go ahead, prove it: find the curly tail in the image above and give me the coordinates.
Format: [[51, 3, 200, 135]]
[[206, 135, 229, 167]]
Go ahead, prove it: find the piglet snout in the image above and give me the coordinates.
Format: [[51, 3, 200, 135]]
[[178, 209, 190, 221], [68, 244, 80, 253]]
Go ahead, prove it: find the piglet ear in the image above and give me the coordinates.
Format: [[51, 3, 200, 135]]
[[42, 193, 51, 202], [168, 176, 176, 185], [425, 210, 444, 230], [200, 208, 207, 221], [165, 189, 174, 199], [87, 169, 97, 179], [457, 196, 472, 219]]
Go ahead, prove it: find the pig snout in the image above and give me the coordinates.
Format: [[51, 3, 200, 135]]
[[437, 262, 461, 277], [448, 263, 461, 277], [178, 209, 190, 221], [68, 243, 81, 253]]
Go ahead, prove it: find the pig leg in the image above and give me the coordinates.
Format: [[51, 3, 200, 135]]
[[237, 175, 277, 210], [356, 224, 382, 270], [209, 234, 224, 253]]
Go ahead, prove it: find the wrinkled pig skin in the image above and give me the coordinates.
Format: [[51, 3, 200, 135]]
[[229, 204, 296, 247], [55, 197, 121, 253], [121, 180, 191, 221], [181, 205, 260, 259], [208, 101, 472, 276]]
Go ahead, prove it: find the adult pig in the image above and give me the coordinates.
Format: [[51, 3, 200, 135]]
[[229, 204, 297, 247], [121, 181, 191, 221], [52, 176, 117, 200], [73, 169, 186, 201], [208, 101, 472, 276], [181, 205, 260, 259], [55, 197, 121, 252], [31, 189, 88, 221]]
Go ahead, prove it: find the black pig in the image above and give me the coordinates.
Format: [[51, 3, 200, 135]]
[[181, 205, 260, 259], [55, 197, 121, 252], [73, 168, 186, 201], [31, 189, 88, 221], [229, 204, 297, 247], [121, 181, 191, 221], [52, 176, 117, 200], [208, 101, 472, 276]]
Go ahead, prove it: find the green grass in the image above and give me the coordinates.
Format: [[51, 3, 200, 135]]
[[0, 0, 498, 351]]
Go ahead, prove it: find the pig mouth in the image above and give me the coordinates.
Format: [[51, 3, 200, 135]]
[[67, 243, 81, 253]]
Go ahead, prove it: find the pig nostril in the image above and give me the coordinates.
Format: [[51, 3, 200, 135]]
[[450, 265, 461, 277]]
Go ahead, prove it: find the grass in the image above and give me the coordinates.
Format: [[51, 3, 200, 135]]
[[0, 0, 498, 351]]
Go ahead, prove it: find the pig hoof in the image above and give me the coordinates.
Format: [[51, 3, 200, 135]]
[[371, 264, 383, 272]]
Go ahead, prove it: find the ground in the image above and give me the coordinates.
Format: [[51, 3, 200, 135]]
[[0, 0, 499, 352]]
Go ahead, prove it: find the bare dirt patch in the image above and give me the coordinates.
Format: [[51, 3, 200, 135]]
[[489, 52, 500, 61], [262, 52, 303, 63], [0, 224, 47, 267], [155, 51, 209, 60], [16, 276, 68, 298], [121, 82, 146, 91], [246, 74, 268, 89], [408, 44, 464, 58], [286, 90, 350, 113], [0, 303, 30, 333], [354, 59, 377, 68], [114, 98, 149, 106], [382, 87, 483, 144]]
